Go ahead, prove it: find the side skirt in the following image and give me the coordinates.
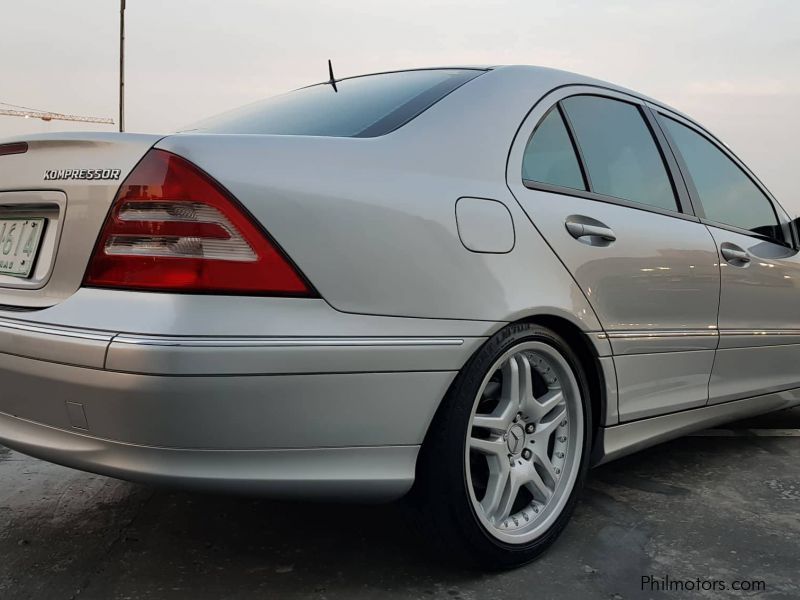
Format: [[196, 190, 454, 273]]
[[591, 387, 800, 465]]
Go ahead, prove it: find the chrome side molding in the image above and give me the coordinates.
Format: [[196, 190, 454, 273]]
[[722, 329, 800, 336], [598, 329, 719, 354], [596, 328, 800, 340], [604, 329, 717, 339], [0, 317, 113, 342], [0, 316, 466, 348], [111, 335, 466, 348]]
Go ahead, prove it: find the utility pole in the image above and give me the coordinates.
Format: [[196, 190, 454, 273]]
[[119, 0, 126, 132]]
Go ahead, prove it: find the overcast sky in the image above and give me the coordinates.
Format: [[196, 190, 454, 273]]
[[2, 0, 799, 210]]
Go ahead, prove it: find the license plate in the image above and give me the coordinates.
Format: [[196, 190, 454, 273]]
[[0, 218, 46, 278]]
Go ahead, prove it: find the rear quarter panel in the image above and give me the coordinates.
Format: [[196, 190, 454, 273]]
[[156, 68, 605, 335]]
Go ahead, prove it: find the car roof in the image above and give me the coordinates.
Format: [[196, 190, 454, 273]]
[[493, 65, 684, 113], [312, 64, 691, 123]]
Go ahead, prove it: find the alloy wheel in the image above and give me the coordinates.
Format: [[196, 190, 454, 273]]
[[465, 341, 584, 544]]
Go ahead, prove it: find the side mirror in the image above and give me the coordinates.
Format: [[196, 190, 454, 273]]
[[791, 217, 800, 247]]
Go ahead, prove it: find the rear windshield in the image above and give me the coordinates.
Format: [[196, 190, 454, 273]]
[[187, 69, 485, 138]]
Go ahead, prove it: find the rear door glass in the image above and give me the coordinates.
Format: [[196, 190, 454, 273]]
[[561, 96, 678, 212], [522, 107, 586, 191]]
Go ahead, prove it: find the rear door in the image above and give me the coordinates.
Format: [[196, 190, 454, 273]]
[[656, 112, 800, 405], [507, 88, 721, 421]]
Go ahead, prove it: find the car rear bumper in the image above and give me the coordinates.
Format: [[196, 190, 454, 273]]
[[0, 410, 419, 499], [0, 291, 494, 499]]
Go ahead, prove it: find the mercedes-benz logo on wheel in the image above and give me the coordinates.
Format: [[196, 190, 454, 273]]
[[506, 423, 525, 454]]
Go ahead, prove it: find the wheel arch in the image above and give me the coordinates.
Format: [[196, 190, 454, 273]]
[[409, 312, 601, 565], [517, 314, 607, 436], [420, 313, 608, 458]]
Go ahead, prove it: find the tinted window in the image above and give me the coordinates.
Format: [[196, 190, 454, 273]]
[[522, 108, 586, 190], [186, 69, 484, 138], [561, 96, 677, 211], [662, 117, 781, 239]]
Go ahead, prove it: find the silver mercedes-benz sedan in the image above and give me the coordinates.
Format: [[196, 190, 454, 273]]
[[1, 65, 797, 568]]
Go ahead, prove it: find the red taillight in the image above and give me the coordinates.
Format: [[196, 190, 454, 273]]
[[83, 149, 314, 295]]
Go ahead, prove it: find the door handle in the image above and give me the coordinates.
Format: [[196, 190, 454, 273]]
[[720, 243, 751, 265], [565, 218, 616, 243]]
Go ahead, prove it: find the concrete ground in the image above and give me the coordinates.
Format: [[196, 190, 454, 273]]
[[1, 409, 798, 600]]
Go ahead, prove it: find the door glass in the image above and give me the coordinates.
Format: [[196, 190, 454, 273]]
[[561, 96, 678, 211], [522, 107, 586, 190], [661, 117, 782, 241]]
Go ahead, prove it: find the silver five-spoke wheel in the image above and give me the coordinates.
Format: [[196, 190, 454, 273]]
[[466, 341, 584, 544]]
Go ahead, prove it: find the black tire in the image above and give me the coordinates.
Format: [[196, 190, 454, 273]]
[[409, 322, 593, 570]]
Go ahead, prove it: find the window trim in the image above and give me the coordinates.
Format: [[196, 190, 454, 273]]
[[641, 106, 700, 217], [556, 103, 592, 191], [699, 216, 792, 247], [520, 91, 696, 220], [654, 110, 791, 248], [521, 179, 704, 222], [522, 105, 589, 192]]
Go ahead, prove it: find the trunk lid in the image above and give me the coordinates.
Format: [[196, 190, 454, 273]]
[[0, 132, 161, 308]]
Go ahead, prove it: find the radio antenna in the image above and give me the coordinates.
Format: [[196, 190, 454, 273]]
[[327, 59, 339, 93]]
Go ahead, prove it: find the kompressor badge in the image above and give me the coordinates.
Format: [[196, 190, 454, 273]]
[[44, 169, 122, 181]]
